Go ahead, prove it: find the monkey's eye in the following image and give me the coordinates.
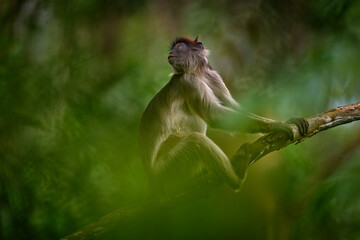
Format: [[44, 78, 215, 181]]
[[197, 42, 204, 50]]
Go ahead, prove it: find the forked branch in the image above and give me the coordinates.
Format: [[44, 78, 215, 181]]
[[243, 102, 360, 166]]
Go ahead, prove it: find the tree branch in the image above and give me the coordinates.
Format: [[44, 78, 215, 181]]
[[60, 102, 360, 240], [245, 102, 360, 166]]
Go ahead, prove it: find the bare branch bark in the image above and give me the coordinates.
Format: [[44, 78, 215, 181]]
[[60, 102, 360, 240]]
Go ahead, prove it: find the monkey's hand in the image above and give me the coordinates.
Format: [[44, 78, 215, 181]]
[[286, 117, 309, 137], [271, 117, 308, 141]]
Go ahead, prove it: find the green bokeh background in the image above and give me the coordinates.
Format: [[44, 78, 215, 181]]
[[1, 0, 360, 239]]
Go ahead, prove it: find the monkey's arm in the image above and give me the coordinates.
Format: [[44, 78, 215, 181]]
[[227, 110, 308, 138], [212, 108, 294, 135], [182, 76, 306, 138]]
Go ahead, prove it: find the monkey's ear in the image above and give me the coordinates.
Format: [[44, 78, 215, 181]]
[[194, 35, 199, 43]]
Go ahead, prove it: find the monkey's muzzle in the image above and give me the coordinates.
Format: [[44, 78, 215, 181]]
[[168, 55, 176, 64]]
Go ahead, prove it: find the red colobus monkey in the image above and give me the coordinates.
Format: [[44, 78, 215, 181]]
[[140, 36, 308, 194]]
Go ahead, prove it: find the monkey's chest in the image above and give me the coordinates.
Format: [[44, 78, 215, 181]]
[[167, 100, 206, 135]]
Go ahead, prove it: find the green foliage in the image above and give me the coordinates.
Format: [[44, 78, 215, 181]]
[[1, 0, 360, 239]]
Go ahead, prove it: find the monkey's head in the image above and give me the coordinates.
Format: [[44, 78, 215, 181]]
[[168, 36, 209, 74]]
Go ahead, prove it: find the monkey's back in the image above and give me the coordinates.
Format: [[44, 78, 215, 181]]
[[139, 75, 207, 172]]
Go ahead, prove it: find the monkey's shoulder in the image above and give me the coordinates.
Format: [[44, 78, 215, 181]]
[[150, 77, 182, 105], [141, 77, 183, 122]]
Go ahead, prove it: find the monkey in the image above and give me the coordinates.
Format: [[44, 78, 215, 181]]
[[139, 36, 308, 195]]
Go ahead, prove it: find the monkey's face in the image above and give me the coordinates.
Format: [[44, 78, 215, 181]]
[[168, 37, 208, 74]]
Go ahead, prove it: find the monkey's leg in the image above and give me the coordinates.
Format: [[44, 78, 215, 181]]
[[153, 132, 241, 190]]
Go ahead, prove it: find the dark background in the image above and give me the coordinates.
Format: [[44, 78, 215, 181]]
[[1, 0, 360, 239]]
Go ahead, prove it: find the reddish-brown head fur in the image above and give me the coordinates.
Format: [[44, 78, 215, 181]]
[[171, 36, 201, 49]]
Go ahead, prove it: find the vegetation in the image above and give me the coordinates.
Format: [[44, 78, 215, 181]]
[[1, 0, 360, 239]]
